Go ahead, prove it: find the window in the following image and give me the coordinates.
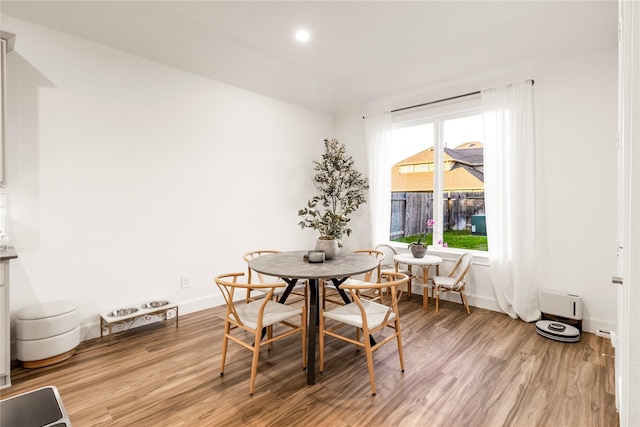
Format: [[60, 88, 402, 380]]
[[389, 111, 488, 251], [399, 165, 414, 173]]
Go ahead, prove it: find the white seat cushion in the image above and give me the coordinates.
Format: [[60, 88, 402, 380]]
[[325, 278, 372, 289], [323, 300, 395, 329], [256, 275, 285, 285], [272, 284, 306, 296], [381, 267, 410, 276], [261, 285, 306, 296], [433, 276, 459, 288], [340, 278, 368, 286], [236, 300, 302, 330], [256, 278, 305, 296]]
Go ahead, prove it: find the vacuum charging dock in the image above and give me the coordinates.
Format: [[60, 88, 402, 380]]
[[535, 290, 583, 343]]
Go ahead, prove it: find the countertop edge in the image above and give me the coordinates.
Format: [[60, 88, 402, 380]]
[[0, 247, 18, 261]]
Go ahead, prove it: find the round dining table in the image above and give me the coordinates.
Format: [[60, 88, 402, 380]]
[[249, 250, 379, 384]]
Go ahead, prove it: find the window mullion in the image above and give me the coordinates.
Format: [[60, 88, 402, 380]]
[[433, 119, 444, 246]]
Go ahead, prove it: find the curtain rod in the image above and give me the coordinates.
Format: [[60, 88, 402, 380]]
[[363, 79, 534, 118], [390, 90, 480, 114]]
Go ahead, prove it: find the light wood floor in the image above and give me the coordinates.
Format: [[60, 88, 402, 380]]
[[2, 295, 618, 427]]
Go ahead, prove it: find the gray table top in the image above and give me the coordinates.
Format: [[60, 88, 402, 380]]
[[249, 250, 379, 280]]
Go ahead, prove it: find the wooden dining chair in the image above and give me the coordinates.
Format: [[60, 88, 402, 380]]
[[215, 272, 307, 395], [243, 250, 307, 308], [375, 244, 410, 277], [319, 272, 409, 396], [375, 244, 410, 302], [433, 252, 473, 314], [322, 249, 384, 308]]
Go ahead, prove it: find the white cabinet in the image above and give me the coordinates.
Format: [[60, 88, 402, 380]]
[[0, 32, 14, 389], [1, 36, 4, 185], [0, 248, 17, 389], [0, 31, 15, 185], [0, 262, 7, 388]]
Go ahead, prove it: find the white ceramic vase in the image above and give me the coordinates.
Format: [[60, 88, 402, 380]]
[[315, 238, 339, 259]]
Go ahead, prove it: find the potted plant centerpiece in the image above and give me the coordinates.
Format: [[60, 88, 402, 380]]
[[410, 218, 434, 258], [298, 138, 369, 259]]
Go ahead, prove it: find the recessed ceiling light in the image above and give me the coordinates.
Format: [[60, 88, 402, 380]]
[[295, 29, 310, 43]]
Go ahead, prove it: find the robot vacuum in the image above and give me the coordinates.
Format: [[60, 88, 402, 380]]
[[535, 320, 581, 343]]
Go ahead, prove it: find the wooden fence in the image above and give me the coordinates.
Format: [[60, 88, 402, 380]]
[[390, 191, 485, 239]]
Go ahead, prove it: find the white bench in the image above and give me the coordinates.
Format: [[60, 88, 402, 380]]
[[100, 300, 178, 344]]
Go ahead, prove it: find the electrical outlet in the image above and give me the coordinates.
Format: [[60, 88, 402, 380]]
[[181, 275, 191, 289]]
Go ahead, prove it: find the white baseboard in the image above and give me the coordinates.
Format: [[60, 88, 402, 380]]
[[74, 289, 612, 343], [581, 317, 616, 335], [409, 285, 502, 313], [409, 286, 610, 334]]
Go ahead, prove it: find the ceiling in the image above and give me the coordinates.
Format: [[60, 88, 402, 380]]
[[1, 1, 618, 114]]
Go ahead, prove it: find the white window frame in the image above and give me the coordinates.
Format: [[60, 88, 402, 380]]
[[389, 99, 486, 254]]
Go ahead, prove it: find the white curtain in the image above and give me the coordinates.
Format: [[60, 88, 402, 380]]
[[364, 112, 392, 247], [482, 81, 540, 322]]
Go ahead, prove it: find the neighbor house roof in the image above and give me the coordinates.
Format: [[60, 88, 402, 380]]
[[391, 142, 484, 192]]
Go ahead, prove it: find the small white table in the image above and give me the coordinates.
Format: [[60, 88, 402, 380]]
[[393, 253, 443, 310]]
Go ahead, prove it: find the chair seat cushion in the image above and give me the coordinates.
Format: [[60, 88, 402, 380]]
[[433, 276, 458, 288], [381, 267, 410, 275], [256, 275, 287, 285], [237, 300, 302, 329], [341, 278, 369, 286], [324, 300, 395, 329], [325, 278, 373, 288], [256, 279, 305, 295]]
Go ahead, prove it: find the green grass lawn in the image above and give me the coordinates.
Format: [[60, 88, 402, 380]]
[[394, 230, 488, 251]]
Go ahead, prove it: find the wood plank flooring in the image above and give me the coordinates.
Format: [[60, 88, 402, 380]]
[[1, 296, 618, 427]]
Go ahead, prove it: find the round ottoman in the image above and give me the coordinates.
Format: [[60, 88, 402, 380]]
[[16, 301, 80, 368]]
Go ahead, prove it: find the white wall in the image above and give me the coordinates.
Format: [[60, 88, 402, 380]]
[[336, 46, 619, 333], [535, 48, 618, 333], [3, 16, 332, 343], [2, 11, 618, 346]]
